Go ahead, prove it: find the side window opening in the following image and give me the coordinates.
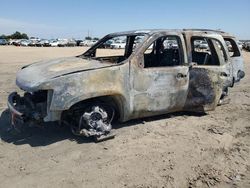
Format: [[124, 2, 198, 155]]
[[191, 37, 220, 66], [225, 38, 240, 57], [143, 36, 182, 68], [83, 34, 145, 64]]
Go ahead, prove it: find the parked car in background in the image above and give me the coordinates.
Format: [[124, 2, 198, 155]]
[[99, 39, 114, 48], [67, 39, 77, 47], [8, 39, 15, 45], [28, 40, 38, 47], [198, 40, 209, 50], [110, 41, 126, 49], [36, 39, 49, 47], [80, 40, 98, 46], [49, 40, 59, 47], [20, 39, 31, 46], [164, 39, 178, 49], [43, 40, 52, 47], [58, 39, 69, 47], [90, 40, 98, 46], [12, 39, 21, 46], [79, 40, 88, 46], [76, 40, 83, 46], [0, 39, 8, 45]]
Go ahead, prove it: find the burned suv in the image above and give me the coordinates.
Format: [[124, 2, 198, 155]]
[[8, 29, 244, 141]]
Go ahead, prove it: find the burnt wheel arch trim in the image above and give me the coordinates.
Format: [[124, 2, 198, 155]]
[[62, 95, 125, 122]]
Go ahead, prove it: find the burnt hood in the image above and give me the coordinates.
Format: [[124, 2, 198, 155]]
[[16, 56, 114, 91]]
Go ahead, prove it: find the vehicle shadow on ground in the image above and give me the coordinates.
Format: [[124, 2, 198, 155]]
[[0, 109, 206, 147], [113, 111, 207, 129], [0, 109, 93, 147]]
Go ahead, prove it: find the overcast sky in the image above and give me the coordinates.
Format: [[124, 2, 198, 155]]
[[0, 0, 250, 39]]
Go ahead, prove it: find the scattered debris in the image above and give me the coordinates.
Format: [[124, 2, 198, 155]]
[[188, 165, 222, 187], [207, 127, 224, 135]]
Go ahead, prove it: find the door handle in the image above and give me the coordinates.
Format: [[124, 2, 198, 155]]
[[220, 72, 229, 77], [176, 73, 187, 79]]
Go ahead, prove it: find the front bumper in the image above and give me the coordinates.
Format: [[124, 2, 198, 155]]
[[7, 92, 25, 121], [7, 91, 47, 127], [7, 92, 26, 125]]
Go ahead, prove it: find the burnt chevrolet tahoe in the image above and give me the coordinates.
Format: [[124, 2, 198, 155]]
[[8, 29, 244, 141]]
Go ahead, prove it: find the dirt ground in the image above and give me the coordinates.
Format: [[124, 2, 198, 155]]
[[0, 46, 249, 188]]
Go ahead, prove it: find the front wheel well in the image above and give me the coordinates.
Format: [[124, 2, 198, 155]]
[[61, 95, 123, 122]]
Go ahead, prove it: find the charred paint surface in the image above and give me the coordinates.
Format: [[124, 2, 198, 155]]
[[8, 29, 243, 128], [130, 63, 189, 119], [184, 68, 222, 111]]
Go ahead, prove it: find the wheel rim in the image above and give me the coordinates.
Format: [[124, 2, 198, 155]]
[[78, 105, 114, 137]]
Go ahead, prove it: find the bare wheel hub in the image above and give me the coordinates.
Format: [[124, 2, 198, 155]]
[[79, 106, 112, 137]]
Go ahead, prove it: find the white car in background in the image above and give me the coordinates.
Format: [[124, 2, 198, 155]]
[[50, 40, 59, 47], [20, 39, 31, 46], [110, 41, 126, 49], [36, 39, 49, 47], [80, 40, 98, 46], [79, 40, 88, 46], [89, 40, 98, 46], [198, 40, 209, 50], [58, 39, 69, 47]]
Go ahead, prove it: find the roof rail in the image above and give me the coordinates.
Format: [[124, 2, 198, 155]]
[[183, 29, 226, 33]]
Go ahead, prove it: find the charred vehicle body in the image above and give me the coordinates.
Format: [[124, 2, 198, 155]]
[[8, 29, 245, 141]]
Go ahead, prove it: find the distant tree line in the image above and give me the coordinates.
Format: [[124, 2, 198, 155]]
[[0, 31, 29, 40], [0, 31, 99, 40]]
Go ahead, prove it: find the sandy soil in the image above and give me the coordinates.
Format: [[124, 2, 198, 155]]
[[0, 46, 249, 188]]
